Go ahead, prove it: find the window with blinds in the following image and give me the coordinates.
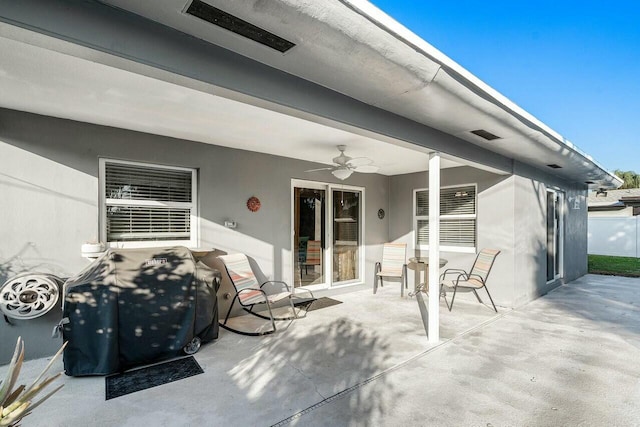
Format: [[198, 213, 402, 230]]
[[101, 160, 197, 246], [414, 185, 476, 251]]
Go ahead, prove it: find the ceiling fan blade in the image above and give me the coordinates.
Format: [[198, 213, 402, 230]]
[[353, 165, 379, 173], [305, 167, 334, 172], [347, 157, 373, 167]]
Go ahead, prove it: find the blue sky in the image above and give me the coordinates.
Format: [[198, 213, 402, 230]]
[[371, 1, 640, 173]]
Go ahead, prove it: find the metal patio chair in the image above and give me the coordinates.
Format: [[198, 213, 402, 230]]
[[300, 239, 321, 282], [219, 253, 315, 336], [439, 249, 501, 312], [373, 243, 408, 297]]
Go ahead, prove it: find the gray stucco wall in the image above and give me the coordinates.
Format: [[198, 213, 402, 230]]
[[389, 162, 588, 308], [512, 161, 588, 306], [0, 108, 389, 363]]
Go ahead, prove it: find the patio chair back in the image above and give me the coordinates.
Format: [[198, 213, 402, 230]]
[[381, 243, 407, 276], [469, 249, 501, 283], [218, 253, 261, 305]]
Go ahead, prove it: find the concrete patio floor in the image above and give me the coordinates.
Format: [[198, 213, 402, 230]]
[[4, 274, 640, 426]]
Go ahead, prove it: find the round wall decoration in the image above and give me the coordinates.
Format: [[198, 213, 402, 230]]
[[378, 209, 385, 219], [247, 196, 261, 212]]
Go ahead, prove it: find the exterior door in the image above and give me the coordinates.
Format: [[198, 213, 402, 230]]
[[546, 190, 564, 282], [332, 189, 362, 285], [293, 185, 326, 288], [292, 181, 364, 289]]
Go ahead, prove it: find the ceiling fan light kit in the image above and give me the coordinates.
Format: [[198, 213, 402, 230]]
[[305, 145, 379, 181], [332, 167, 353, 180]]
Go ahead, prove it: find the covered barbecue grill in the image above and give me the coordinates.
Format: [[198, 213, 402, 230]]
[[61, 246, 220, 376]]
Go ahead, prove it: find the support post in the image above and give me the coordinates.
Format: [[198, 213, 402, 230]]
[[428, 152, 440, 343]]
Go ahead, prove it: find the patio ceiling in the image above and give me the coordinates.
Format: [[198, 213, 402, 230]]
[[0, 30, 469, 176], [0, 31, 468, 178]]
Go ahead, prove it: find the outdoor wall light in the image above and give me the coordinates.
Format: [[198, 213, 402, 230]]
[[331, 167, 353, 180]]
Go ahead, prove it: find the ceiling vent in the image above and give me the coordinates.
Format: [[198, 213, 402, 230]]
[[547, 164, 562, 169], [470, 129, 501, 141], [185, 0, 295, 53]]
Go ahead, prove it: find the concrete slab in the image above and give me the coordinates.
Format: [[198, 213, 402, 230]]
[[286, 275, 640, 426], [3, 275, 638, 426]]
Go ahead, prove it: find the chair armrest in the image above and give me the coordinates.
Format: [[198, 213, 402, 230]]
[[466, 274, 486, 285], [291, 287, 315, 298], [439, 269, 468, 281], [261, 280, 291, 292], [375, 262, 381, 273]]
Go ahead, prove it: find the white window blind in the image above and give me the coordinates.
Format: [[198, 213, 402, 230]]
[[415, 185, 476, 250], [102, 160, 197, 245]]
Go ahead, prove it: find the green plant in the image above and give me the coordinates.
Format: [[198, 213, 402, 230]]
[[0, 337, 66, 426]]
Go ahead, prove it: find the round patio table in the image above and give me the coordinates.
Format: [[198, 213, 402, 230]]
[[407, 257, 448, 297]]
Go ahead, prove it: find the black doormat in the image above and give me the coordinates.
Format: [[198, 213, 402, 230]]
[[306, 297, 343, 311], [105, 356, 203, 400]]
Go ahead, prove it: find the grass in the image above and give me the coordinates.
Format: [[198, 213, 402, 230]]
[[588, 255, 640, 277]]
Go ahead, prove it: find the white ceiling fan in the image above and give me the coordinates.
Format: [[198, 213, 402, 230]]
[[306, 145, 379, 180]]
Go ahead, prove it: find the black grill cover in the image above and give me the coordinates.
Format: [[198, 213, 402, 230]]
[[62, 246, 219, 376]]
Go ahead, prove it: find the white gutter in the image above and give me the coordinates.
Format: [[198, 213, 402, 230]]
[[340, 0, 622, 189]]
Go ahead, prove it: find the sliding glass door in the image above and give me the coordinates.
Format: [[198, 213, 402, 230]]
[[292, 181, 364, 289], [332, 189, 361, 284], [546, 190, 564, 282], [293, 185, 326, 288]]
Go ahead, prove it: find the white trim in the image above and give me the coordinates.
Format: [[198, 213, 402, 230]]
[[428, 152, 440, 343], [422, 246, 476, 254], [100, 157, 197, 173], [99, 158, 199, 249], [99, 158, 107, 246], [413, 183, 478, 253], [104, 199, 194, 209]]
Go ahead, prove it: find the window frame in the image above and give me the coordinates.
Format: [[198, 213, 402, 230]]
[[413, 183, 477, 253], [99, 158, 199, 248]]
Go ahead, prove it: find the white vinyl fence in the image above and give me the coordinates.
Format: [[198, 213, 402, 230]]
[[588, 217, 640, 258]]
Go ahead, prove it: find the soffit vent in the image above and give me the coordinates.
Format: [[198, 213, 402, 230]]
[[547, 164, 562, 169], [470, 129, 501, 141], [185, 0, 295, 53]]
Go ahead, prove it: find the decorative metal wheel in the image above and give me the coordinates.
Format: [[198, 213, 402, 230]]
[[183, 337, 201, 355], [0, 274, 60, 320]]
